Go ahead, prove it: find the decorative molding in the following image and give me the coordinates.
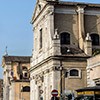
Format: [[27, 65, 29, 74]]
[[33, 6, 54, 26], [87, 61, 100, 68], [85, 33, 91, 41], [49, 67, 54, 72], [53, 29, 59, 39], [55, 8, 76, 14], [85, 10, 100, 15], [77, 7, 85, 14], [34, 74, 44, 85], [33, 76, 35, 79], [44, 69, 49, 74], [77, 5, 86, 14], [48, 9, 54, 15], [29, 77, 32, 81]]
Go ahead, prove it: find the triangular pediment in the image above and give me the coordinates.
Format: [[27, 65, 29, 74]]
[[32, 0, 47, 22]]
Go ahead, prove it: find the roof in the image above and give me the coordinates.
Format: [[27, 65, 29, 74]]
[[47, 0, 100, 7], [32, 0, 100, 24], [76, 86, 100, 92], [3, 56, 31, 63]]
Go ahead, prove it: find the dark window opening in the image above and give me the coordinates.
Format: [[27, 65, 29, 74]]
[[22, 86, 30, 92], [24, 73, 27, 77], [38, 4, 41, 10], [70, 69, 79, 76], [60, 32, 70, 45], [96, 83, 100, 86], [90, 34, 99, 46], [22, 67, 27, 70], [40, 29, 43, 49], [20, 74, 23, 79]]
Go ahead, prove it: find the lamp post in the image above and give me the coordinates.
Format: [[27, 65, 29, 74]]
[[59, 61, 63, 100]]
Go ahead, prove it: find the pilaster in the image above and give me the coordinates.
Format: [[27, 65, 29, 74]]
[[48, 6, 54, 48], [52, 29, 61, 55], [77, 5, 86, 50]]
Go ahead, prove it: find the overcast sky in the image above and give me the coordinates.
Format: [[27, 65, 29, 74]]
[[0, 0, 100, 79]]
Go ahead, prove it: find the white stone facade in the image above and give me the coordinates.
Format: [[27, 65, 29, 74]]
[[30, 0, 100, 100], [87, 54, 100, 86]]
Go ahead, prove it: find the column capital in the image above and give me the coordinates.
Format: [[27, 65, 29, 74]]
[[77, 5, 86, 13]]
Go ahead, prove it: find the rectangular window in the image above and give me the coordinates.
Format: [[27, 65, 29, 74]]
[[65, 69, 81, 78], [40, 29, 42, 49]]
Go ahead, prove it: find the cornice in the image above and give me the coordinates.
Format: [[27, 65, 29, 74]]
[[30, 55, 88, 72], [85, 10, 100, 15], [87, 61, 100, 68], [31, 3, 48, 24], [55, 8, 76, 14], [30, 67, 55, 83]]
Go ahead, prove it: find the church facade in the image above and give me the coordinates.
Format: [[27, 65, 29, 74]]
[[2, 56, 31, 100], [30, 0, 100, 100]]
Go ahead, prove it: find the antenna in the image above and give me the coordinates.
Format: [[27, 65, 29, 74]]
[[4, 46, 8, 56]]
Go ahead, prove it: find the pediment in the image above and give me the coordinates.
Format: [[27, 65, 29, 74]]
[[32, 0, 47, 22]]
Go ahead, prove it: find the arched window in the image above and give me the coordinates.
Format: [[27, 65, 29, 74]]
[[22, 66, 28, 78], [69, 69, 79, 76], [60, 32, 70, 45], [90, 34, 99, 45]]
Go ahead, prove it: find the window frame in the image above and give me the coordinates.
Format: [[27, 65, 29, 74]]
[[39, 28, 43, 49], [90, 33, 99, 46], [67, 69, 81, 79], [60, 32, 70, 45], [21, 86, 30, 92], [22, 66, 28, 78]]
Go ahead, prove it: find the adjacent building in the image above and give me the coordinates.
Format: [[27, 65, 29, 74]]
[[0, 79, 3, 100], [2, 55, 31, 100], [87, 54, 100, 87], [30, 0, 100, 99], [1, 0, 100, 100]]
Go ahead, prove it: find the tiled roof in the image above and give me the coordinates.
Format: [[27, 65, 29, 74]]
[[3, 56, 31, 63]]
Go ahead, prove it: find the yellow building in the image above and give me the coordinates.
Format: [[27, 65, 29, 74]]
[[2, 55, 31, 100], [0, 79, 3, 100]]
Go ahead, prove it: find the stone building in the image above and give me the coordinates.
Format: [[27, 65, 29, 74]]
[[0, 79, 3, 100], [30, 0, 100, 100], [87, 54, 100, 87], [2, 55, 31, 100]]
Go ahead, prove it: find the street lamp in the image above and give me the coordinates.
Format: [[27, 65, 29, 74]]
[[55, 61, 63, 100], [59, 61, 63, 100]]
